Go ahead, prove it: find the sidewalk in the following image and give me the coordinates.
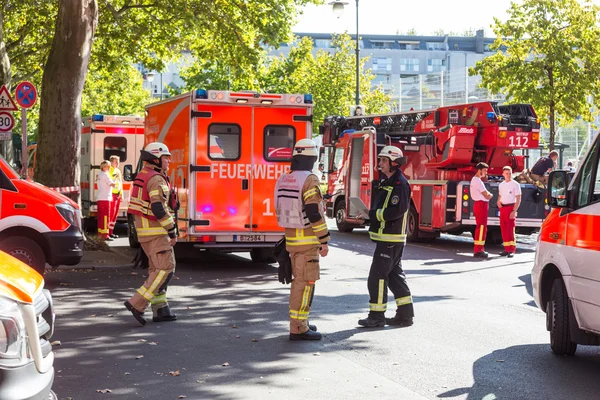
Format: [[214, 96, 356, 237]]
[[58, 236, 134, 271]]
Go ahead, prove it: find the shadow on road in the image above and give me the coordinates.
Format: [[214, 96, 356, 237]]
[[437, 344, 600, 400]]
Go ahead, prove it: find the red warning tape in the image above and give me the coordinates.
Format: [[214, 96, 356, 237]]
[[49, 186, 80, 194]]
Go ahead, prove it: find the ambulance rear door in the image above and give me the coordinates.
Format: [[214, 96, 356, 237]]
[[192, 103, 252, 234], [346, 128, 377, 220], [251, 105, 312, 236]]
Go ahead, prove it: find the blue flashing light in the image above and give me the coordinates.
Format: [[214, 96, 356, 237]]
[[304, 94, 313, 104], [196, 89, 208, 99], [202, 205, 213, 213], [228, 206, 237, 215], [92, 114, 104, 122], [340, 129, 356, 138], [486, 111, 496, 120]]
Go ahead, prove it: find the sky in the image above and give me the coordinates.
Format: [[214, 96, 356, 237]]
[[292, 0, 535, 37]]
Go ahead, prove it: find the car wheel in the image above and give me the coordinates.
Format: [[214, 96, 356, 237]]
[[128, 214, 140, 249], [250, 248, 276, 263], [335, 201, 354, 233], [549, 278, 577, 356], [0, 236, 46, 275], [406, 206, 419, 242]]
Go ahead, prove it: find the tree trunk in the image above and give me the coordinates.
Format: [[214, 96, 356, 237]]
[[35, 0, 98, 203], [0, 11, 12, 88], [547, 67, 555, 151]]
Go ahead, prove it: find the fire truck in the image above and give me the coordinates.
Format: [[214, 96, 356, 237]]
[[129, 89, 314, 262], [80, 114, 145, 224], [320, 102, 549, 243]]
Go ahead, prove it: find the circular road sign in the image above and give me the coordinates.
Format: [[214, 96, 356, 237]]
[[15, 81, 37, 109], [0, 111, 14, 132]]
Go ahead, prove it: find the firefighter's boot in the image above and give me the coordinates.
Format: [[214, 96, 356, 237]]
[[358, 312, 386, 328], [152, 306, 177, 322], [289, 329, 322, 341], [124, 301, 146, 326], [385, 314, 414, 327]]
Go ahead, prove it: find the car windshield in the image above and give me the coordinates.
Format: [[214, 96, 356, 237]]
[[0, 153, 20, 179]]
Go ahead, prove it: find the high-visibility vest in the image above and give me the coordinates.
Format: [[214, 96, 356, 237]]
[[274, 170, 313, 229], [127, 166, 167, 221], [110, 166, 123, 195]]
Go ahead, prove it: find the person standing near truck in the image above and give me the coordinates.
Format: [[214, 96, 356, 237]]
[[108, 155, 123, 239], [470, 162, 493, 259], [497, 166, 521, 258], [97, 160, 115, 241]]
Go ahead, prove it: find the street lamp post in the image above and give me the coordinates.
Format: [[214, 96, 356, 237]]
[[329, 0, 360, 106]]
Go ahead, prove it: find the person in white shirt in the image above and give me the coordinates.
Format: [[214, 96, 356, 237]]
[[97, 160, 115, 240], [497, 166, 522, 258], [470, 162, 493, 258]]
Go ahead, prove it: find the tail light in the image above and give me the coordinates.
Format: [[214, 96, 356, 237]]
[[498, 130, 507, 139], [532, 133, 540, 140]]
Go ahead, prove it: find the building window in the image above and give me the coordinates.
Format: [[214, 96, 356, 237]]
[[427, 59, 446, 72], [399, 42, 420, 50], [373, 74, 391, 85], [372, 57, 392, 72], [314, 39, 331, 48], [426, 42, 445, 51], [372, 41, 394, 49], [208, 124, 241, 160], [400, 58, 420, 72]]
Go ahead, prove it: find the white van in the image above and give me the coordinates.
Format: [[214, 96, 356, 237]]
[[532, 132, 600, 355]]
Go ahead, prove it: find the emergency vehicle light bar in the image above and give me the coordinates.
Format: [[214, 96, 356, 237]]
[[92, 114, 104, 122], [194, 89, 313, 106]]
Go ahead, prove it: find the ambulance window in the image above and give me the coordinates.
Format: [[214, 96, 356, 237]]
[[264, 125, 295, 161], [577, 140, 599, 207], [104, 137, 127, 162], [208, 124, 241, 160]]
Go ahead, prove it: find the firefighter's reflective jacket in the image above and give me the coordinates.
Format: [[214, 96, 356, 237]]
[[128, 165, 176, 239], [368, 169, 410, 243], [275, 171, 330, 251]]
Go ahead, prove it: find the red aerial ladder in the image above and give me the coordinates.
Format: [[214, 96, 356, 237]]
[[320, 102, 549, 243]]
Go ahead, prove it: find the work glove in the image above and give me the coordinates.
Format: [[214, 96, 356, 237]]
[[274, 238, 292, 285], [132, 246, 149, 269]]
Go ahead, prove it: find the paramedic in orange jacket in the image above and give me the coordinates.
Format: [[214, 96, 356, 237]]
[[275, 139, 330, 341], [124, 142, 178, 326]]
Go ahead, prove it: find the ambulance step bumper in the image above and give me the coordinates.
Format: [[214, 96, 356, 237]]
[[43, 225, 84, 266]]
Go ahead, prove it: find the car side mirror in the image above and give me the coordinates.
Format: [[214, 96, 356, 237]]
[[123, 165, 133, 182], [548, 171, 568, 208]]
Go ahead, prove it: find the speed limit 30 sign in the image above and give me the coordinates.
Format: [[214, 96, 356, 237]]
[[0, 111, 15, 132]]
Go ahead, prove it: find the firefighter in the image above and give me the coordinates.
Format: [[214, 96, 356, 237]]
[[358, 146, 414, 328], [470, 162, 492, 258], [124, 142, 178, 326], [497, 166, 521, 258], [108, 155, 123, 239], [274, 138, 330, 341]]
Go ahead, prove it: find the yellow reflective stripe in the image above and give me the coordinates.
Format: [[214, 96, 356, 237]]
[[137, 228, 168, 237], [474, 241, 486, 245], [149, 190, 160, 197], [289, 309, 310, 320], [396, 296, 412, 306], [379, 187, 394, 235], [160, 185, 169, 192], [130, 198, 150, 207], [377, 279, 384, 305], [159, 217, 174, 227], [376, 209, 384, 222], [151, 293, 167, 305], [312, 223, 327, 232], [286, 237, 320, 246], [137, 287, 153, 301], [147, 270, 166, 297], [300, 286, 312, 313], [369, 232, 406, 242], [303, 188, 318, 201], [401, 211, 408, 234], [369, 303, 387, 311], [478, 226, 484, 243]]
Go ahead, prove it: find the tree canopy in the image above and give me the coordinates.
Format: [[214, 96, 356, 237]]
[[471, 0, 600, 149]]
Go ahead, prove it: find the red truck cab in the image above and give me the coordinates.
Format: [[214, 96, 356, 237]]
[[0, 155, 83, 274]]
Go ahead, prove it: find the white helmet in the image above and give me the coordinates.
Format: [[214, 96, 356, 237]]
[[144, 142, 171, 158], [378, 145, 403, 162], [293, 139, 318, 157]]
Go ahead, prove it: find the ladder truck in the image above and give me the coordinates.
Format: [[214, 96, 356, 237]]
[[320, 102, 550, 243]]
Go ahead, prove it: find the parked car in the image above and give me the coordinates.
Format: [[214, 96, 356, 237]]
[[532, 131, 600, 355], [0, 250, 56, 399]]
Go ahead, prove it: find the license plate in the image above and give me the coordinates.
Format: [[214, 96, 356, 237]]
[[235, 234, 264, 242]]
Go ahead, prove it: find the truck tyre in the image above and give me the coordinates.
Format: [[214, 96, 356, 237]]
[[0, 236, 46, 275], [127, 214, 140, 249], [548, 278, 577, 356], [250, 248, 276, 263], [335, 201, 354, 233], [406, 206, 419, 242]]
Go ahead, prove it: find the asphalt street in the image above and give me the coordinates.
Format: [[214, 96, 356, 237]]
[[45, 223, 600, 400]]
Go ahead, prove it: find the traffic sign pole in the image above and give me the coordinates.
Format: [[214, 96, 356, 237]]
[[21, 108, 27, 179]]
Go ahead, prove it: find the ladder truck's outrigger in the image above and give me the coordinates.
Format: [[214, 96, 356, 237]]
[[320, 102, 550, 243]]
